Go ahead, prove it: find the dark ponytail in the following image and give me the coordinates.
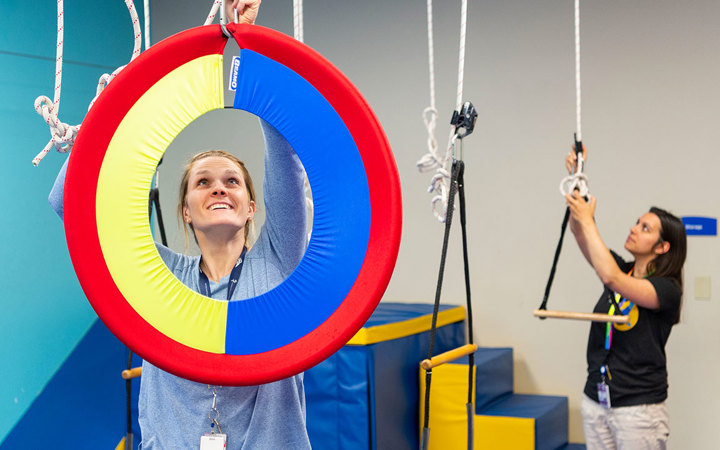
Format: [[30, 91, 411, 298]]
[[647, 207, 687, 323]]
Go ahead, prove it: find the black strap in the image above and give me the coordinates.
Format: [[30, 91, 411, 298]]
[[538, 207, 571, 312], [148, 187, 168, 247], [538, 136, 584, 313], [125, 349, 133, 450], [421, 159, 474, 450], [456, 161, 474, 450], [199, 247, 248, 300]]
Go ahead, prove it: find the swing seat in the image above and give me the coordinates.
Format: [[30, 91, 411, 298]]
[[533, 309, 630, 324]]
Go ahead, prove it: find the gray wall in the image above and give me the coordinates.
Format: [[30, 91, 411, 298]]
[[152, 1, 720, 447]]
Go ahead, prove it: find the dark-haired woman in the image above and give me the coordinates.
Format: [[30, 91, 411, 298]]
[[565, 150, 687, 449]]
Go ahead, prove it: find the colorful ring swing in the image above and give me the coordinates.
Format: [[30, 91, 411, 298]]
[[63, 23, 402, 385]]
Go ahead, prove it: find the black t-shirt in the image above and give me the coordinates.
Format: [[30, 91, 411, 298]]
[[584, 251, 682, 407]]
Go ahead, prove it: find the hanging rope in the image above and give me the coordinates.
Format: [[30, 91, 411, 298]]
[[417, 0, 469, 223], [538, 0, 586, 313], [204, 0, 223, 25], [574, 0, 582, 143], [33, 0, 142, 166], [293, 0, 304, 43], [291, 0, 314, 238], [534, 0, 627, 324], [558, 0, 588, 198], [144, 0, 151, 50]]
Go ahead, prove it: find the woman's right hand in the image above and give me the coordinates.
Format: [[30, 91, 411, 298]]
[[225, 0, 261, 25], [564, 143, 587, 174]]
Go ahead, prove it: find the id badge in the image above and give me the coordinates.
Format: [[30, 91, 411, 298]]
[[597, 381, 611, 409], [200, 433, 227, 450]]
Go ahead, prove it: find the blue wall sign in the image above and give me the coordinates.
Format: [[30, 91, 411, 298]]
[[681, 216, 717, 236]]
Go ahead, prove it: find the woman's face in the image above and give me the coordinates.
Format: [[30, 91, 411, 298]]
[[624, 212, 665, 258], [182, 156, 255, 238]]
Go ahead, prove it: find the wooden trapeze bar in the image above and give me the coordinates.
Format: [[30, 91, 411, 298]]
[[534, 309, 630, 324], [420, 344, 478, 370]]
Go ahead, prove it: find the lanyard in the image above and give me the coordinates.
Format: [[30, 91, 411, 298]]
[[604, 268, 634, 350], [198, 247, 247, 301]]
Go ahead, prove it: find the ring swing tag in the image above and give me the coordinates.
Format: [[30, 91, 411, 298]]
[[228, 55, 241, 92], [200, 433, 227, 450]]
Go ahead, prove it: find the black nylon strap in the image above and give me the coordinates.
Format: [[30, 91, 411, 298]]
[[148, 187, 168, 247], [125, 349, 133, 449], [539, 137, 585, 313], [422, 160, 460, 434], [456, 161, 475, 449], [421, 160, 475, 450], [538, 207, 571, 312]]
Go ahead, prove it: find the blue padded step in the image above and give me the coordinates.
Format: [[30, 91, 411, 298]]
[[559, 444, 586, 450], [482, 393, 569, 450], [450, 347, 514, 411]]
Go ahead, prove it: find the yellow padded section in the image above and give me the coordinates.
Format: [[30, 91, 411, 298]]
[[475, 415, 535, 449], [96, 54, 226, 353], [419, 360, 536, 450], [348, 305, 465, 345], [419, 363, 476, 450]]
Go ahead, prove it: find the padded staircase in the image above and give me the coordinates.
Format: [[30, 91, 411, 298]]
[[420, 347, 585, 450]]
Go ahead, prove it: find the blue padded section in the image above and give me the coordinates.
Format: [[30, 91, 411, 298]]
[[483, 394, 568, 450], [362, 303, 457, 327], [1, 320, 142, 450], [305, 346, 371, 449], [304, 303, 465, 450], [227, 49, 370, 354]]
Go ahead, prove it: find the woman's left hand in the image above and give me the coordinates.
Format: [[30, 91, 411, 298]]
[[225, 0, 261, 25], [565, 191, 596, 225]]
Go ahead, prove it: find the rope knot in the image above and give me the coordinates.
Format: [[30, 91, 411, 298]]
[[559, 172, 589, 198], [32, 95, 80, 166]]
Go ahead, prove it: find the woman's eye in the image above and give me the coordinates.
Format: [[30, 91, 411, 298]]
[[228, 178, 239, 185], [197, 179, 208, 186]]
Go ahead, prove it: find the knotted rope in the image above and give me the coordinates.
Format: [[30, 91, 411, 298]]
[[417, 0, 469, 223], [33, 0, 142, 166]]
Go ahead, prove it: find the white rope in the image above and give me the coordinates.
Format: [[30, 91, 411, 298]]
[[31, 0, 76, 166], [416, 0, 468, 222], [559, 153, 589, 197], [292, 0, 313, 235], [293, 0, 304, 42], [574, 0, 582, 142], [558, 0, 588, 198], [88, 1, 141, 110], [33, 0, 143, 166], [144, 0, 151, 50], [205, 0, 223, 25]]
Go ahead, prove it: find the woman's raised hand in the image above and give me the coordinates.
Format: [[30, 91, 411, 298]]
[[566, 190, 595, 225], [564, 142, 587, 175], [225, 0, 261, 25]]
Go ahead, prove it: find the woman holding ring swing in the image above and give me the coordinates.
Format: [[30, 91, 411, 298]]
[[50, 1, 313, 448], [565, 148, 686, 449]]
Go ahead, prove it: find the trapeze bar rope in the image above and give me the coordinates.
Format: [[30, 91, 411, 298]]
[[417, 0, 469, 223], [574, 0, 582, 142]]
